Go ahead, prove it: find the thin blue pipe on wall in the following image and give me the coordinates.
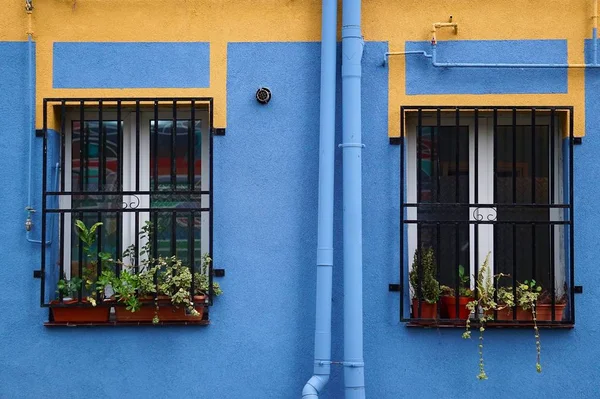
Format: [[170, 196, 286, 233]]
[[302, 1, 337, 397], [341, 0, 366, 397]]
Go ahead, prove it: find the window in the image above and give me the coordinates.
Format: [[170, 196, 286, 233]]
[[400, 107, 574, 325], [40, 98, 215, 324]]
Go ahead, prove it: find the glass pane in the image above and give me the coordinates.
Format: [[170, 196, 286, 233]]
[[417, 126, 469, 287], [149, 120, 202, 261], [495, 125, 552, 289]]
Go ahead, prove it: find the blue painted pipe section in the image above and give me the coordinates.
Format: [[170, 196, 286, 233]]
[[25, 34, 54, 246], [593, 27, 597, 65], [341, 0, 366, 398], [302, 1, 336, 397], [430, 43, 600, 68]]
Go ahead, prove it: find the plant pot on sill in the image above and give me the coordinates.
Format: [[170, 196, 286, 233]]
[[50, 298, 111, 323], [114, 295, 207, 322], [535, 303, 567, 321], [411, 299, 437, 319], [443, 296, 473, 320], [487, 306, 532, 321]]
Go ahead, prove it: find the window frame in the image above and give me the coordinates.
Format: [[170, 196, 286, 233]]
[[40, 98, 215, 316], [399, 106, 575, 326]]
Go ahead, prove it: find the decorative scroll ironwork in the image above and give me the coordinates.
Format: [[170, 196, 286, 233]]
[[122, 194, 141, 209], [472, 207, 497, 221]]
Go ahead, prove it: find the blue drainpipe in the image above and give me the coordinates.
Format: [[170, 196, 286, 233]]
[[341, 0, 366, 398], [302, 0, 337, 397]]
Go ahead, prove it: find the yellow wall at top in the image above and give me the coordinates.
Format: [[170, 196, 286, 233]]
[[0, 0, 593, 135]]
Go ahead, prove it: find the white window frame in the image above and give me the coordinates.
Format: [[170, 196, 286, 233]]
[[61, 109, 211, 278], [405, 111, 565, 292]]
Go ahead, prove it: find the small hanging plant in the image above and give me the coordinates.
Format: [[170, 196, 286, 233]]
[[463, 253, 496, 380]]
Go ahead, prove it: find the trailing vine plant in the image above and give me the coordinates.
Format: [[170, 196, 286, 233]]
[[517, 280, 543, 373], [463, 252, 496, 380]]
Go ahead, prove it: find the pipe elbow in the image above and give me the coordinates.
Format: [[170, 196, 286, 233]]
[[302, 375, 330, 398]]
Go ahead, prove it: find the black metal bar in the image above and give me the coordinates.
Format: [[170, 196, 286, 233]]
[[512, 108, 517, 204], [208, 99, 214, 305], [474, 110, 480, 304], [436, 108, 441, 203], [117, 100, 122, 192], [189, 101, 196, 192], [171, 210, 177, 256], [402, 219, 570, 225], [45, 97, 214, 102], [153, 101, 159, 192], [474, 109, 479, 204], [436, 222, 441, 315], [46, 207, 211, 213], [189, 210, 195, 298], [400, 108, 405, 320], [417, 109, 422, 203], [41, 100, 48, 306], [550, 108, 556, 321], [512, 223, 517, 320], [58, 101, 66, 302], [98, 100, 104, 190], [531, 109, 536, 204], [454, 222, 460, 319], [135, 100, 140, 192], [171, 100, 177, 191], [493, 109, 498, 205], [417, 224, 422, 318], [60, 101, 66, 192], [79, 101, 85, 192], [455, 108, 460, 203], [569, 109, 575, 324], [401, 203, 570, 209], [46, 190, 210, 195]]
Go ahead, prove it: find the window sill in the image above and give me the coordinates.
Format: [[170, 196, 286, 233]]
[[44, 320, 210, 327], [405, 320, 574, 329]]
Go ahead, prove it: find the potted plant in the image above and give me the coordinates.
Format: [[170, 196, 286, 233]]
[[409, 247, 441, 319], [536, 288, 568, 321], [463, 253, 496, 380], [441, 265, 473, 320], [50, 221, 112, 323]]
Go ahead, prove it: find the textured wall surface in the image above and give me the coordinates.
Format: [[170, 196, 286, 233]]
[[1, 36, 600, 398], [53, 42, 210, 88], [405, 40, 568, 95]]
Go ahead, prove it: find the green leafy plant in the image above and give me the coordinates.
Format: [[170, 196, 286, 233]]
[[156, 256, 199, 323], [194, 254, 223, 296], [518, 280, 543, 373], [56, 277, 83, 298], [441, 265, 473, 298], [463, 252, 496, 380], [409, 247, 441, 304]]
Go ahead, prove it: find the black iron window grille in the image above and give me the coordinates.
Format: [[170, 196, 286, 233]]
[[399, 106, 575, 327], [40, 98, 214, 325]]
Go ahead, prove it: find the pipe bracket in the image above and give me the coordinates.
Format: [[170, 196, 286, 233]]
[[317, 361, 365, 367], [338, 143, 365, 148]]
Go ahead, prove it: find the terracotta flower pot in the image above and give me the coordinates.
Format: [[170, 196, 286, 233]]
[[50, 299, 111, 323], [444, 296, 473, 320], [115, 295, 206, 322], [535, 303, 566, 321], [488, 306, 532, 321], [411, 299, 437, 319]]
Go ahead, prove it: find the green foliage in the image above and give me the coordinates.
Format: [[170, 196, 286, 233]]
[[56, 277, 82, 298], [463, 253, 495, 380], [64, 219, 222, 324], [409, 247, 441, 304]]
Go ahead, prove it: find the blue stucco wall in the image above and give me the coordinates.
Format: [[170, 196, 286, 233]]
[[53, 42, 210, 88], [1, 39, 599, 398], [405, 40, 568, 95]]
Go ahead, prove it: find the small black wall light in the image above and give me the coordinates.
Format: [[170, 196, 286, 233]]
[[256, 87, 272, 105]]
